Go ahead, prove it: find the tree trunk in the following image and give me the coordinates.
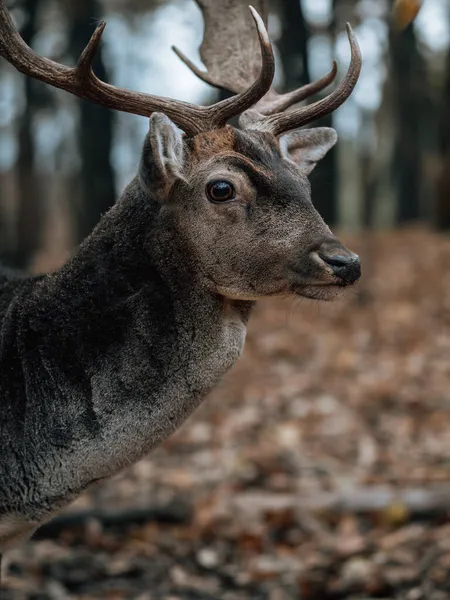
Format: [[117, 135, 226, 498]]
[[277, 0, 337, 225], [390, 24, 425, 224], [436, 24, 450, 229], [13, 0, 43, 269], [308, 1, 337, 226], [277, 0, 310, 89], [66, 0, 116, 244], [310, 113, 337, 226]]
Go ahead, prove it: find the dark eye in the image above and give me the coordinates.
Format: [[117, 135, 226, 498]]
[[206, 180, 235, 203]]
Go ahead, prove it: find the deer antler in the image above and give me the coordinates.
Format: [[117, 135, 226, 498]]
[[0, 2, 274, 136], [175, 1, 361, 136], [174, 0, 338, 115], [248, 24, 362, 135], [173, 0, 269, 95]]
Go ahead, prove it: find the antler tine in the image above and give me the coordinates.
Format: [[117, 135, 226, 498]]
[[0, 1, 274, 136], [250, 24, 362, 136], [259, 61, 338, 116], [76, 21, 106, 78]]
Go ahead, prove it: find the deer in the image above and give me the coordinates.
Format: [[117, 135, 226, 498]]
[[0, 0, 362, 553]]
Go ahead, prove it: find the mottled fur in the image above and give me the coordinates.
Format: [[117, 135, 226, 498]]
[[0, 118, 358, 550]]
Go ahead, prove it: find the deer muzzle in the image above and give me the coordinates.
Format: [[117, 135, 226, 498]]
[[314, 240, 361, 286]]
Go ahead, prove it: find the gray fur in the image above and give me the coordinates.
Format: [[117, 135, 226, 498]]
[[0, 116, 357, 551]]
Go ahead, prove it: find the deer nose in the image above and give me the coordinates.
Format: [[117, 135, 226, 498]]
[[318, 247, 361, 285]]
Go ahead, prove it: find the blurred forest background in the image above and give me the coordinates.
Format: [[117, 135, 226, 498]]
[[5, 1, 450, 599], [1, 0, 450, 269]]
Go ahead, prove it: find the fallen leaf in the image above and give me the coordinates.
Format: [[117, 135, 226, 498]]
[[392, 0, 423, 31]]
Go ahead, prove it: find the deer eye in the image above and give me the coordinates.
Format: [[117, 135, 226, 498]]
[[206, 180, 235, 203]]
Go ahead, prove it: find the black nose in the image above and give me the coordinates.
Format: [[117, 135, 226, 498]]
[[318, 250, 361, 285]]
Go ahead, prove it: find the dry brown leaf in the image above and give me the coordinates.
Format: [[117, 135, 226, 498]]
[[392, 0, 423, 31]]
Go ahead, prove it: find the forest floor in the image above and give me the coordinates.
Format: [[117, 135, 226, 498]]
[[3, 228, 450, 599]]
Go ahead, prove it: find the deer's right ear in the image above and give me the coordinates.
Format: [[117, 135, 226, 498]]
[[139, 112, 185, 200], [280, 127, 337, 175]]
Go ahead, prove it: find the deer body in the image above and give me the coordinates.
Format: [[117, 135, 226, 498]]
[[0, 175, 251, 551], [0, 0, 362, 551]]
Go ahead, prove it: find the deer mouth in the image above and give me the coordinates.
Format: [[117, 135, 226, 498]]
[[291, 282, 345, 301], [288, 268, 349, 301]]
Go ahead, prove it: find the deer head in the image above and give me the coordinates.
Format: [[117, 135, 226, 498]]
[[0, 0, 362, 301]]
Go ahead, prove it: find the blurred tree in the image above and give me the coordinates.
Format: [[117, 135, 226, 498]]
[[390, 24, 426, 223], [277, 0, 338, 225], [276, 0, 310, 88], [12, 0, 45, 268], [309, 0, 337, 227], [436, 25, 450, 229], [0, 192, 5, 258], [65, 0, 116, 243]]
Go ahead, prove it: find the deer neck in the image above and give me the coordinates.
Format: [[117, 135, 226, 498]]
[[54, 178, 254, 347], [40, 179, 254, 453], [0, 179, 253, 523]]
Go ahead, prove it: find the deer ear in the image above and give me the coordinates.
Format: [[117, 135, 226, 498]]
[[139, 112, 185, 200], [281, 127, 337, 175]]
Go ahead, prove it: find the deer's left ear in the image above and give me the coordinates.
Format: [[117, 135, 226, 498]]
[[139, 112, 185, 200], [280, 127, 337, 175]]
